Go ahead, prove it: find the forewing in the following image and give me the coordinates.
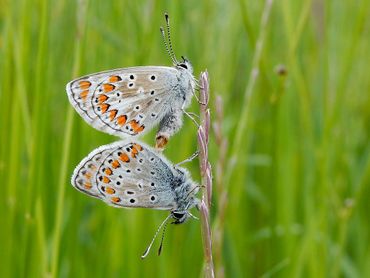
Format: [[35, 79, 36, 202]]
[[66, 66, 178, 137], [71, 140, 178, 210]]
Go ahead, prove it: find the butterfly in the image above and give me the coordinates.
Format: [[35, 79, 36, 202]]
[[71, 139, 200, 257], [66, 13, 197, 149]]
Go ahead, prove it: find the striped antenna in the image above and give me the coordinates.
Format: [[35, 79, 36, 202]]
[[141, 214, 172, 259], [160, 26, 177, 65], [164, 13, 178, 64], [157, 217, 170, 256]]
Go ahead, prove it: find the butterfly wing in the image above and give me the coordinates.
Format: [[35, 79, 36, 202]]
[[71, 140, 179, 210], [66, 66, 180, 137], [71, 144, 114, 199]]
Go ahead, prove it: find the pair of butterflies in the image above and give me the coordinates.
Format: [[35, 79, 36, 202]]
[[66, 14, 201, 258]]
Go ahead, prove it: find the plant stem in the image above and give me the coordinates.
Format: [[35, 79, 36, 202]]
[[198, 71, 215, 278], [212, 95, 228, 278]]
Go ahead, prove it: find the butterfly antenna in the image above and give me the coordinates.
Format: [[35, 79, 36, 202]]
[[164, 13, 178, 64], [141, 214, 172, 259], [157, 217, 170, 256], [160, 26, 177, 65]]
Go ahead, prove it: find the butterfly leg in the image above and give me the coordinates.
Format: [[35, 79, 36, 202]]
[[192, 88, 206, 105], [195, 79, 204, 90], [175, 151, 199, 167], [182, 109, 200, 127], [193, 79, 208, 105], [188, 211, 199, 220], [186, 111, 199, 119]]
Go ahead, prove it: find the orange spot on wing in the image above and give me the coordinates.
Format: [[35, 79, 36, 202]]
[[98, 94, 108, 103], [111, 197, 121, 203], [129, 120, 139, 130], [79, 80, 91, 89], [119, 152, 130, 162], [129, 120, 145, 134], [131, 146, 138, 158], [133, 143, 143, 151], [105, 168, 113, 175], [84, 172, 92, 179], [84, 182, 92, 189], [109, 75, 122, 82], [80, 90, 89, 101], [102, 176, 110, 184], [109, 109, 118, 121], [100, 103, 110, 113], [111, 160, 120, 169], [103, 83, 115, 92], [117, 115, 127, 126], [105, 187, 115, 194]]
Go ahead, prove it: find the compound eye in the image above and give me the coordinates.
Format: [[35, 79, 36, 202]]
[[179, 63, 188, 69], [172, 212, 185, 219]]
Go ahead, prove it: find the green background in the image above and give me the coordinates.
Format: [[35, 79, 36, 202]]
[[1, 0, 369, 277]]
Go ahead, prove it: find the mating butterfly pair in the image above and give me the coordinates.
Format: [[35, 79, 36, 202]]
[[66, 14, 200, 257]]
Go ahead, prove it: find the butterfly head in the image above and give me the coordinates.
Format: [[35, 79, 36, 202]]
[[171, 201, 199, 224], [171, 177, 200, 224], [176, 56, 193, 73], [171, 211, 189, 224]]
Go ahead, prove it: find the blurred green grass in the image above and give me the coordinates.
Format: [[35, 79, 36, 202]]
[[1, 0, 369, 277]]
